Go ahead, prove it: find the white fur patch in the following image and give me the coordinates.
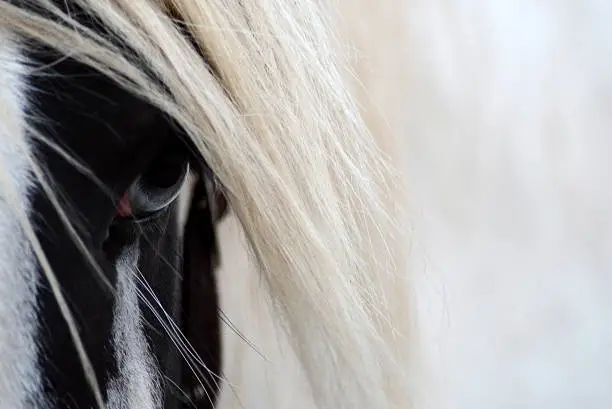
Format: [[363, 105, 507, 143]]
[[176, 173, 197, 237], [0, 32, 45, 409], [106, 242, 162, 409]]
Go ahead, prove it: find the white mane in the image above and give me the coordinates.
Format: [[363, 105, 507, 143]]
[[213, 2, 612, 409]]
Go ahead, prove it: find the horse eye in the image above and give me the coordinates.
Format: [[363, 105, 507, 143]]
[[125, 155, 190, 217]]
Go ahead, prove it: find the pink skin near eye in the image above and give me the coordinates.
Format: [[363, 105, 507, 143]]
[[116, 192, 132, 217]]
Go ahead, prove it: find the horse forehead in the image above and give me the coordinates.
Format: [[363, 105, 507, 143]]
[[28, 52, 164, 172]]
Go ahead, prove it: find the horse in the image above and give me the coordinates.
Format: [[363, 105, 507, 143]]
[[3, 1, 612, 409], [0, 1, 411, 408]]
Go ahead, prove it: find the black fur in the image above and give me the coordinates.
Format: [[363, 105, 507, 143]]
[[21, 6, 223, 408]]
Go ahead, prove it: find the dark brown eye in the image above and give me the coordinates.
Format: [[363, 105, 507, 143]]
[[124, 154, 190, 217]]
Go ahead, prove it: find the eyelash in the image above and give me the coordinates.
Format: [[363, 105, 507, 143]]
[[115, 155, 190, 220]]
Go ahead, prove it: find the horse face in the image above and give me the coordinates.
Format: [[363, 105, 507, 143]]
[[0, 29, 221, 409]]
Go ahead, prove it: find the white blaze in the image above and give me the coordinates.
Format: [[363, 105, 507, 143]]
[[107, 242, 161, 409], [0, 32, 44, 409]]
